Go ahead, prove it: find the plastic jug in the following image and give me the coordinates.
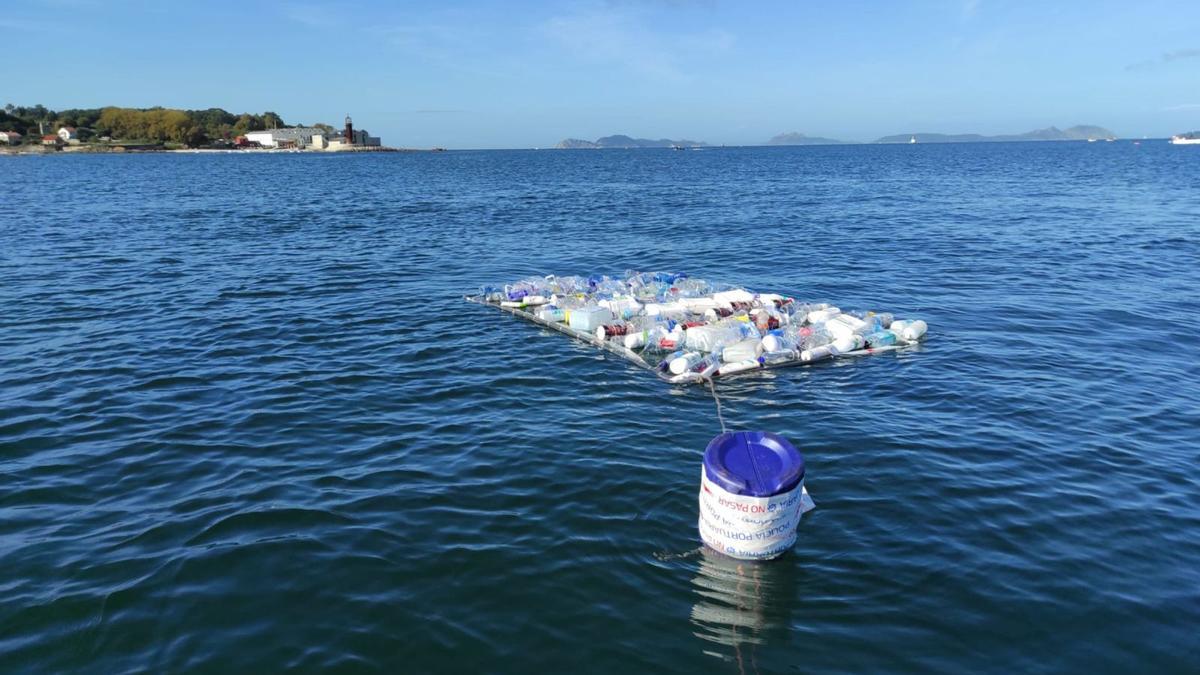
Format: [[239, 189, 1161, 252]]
[[864, 330, 896, 348], [721, 338, 761, 364], [890, 319, 928, 343]]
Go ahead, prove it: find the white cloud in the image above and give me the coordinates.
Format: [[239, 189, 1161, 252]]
[[540, 8, 733, 82], [1163, 103, 1200, 112]]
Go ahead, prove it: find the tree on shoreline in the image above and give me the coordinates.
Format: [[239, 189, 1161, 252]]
[[0, 104, 313, 147]]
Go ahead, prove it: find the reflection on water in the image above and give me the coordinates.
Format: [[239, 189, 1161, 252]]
[[690, 546, 795, 668]]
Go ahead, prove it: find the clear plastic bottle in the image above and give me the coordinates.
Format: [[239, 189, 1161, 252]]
[[685, 320, 760, 352], [622, 317, 668, 349], [656, 324, 686, 351], [538, 307, 567, 322], [799, 325, 833, 350]]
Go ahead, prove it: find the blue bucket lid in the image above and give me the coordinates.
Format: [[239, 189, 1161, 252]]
[[703, 431, 805, 497]]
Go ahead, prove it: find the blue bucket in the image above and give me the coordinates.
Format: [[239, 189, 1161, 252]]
[[702, 431, 805, 498]]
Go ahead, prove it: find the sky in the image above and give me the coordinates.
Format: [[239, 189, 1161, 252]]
[[4, 0, 1199, 148]]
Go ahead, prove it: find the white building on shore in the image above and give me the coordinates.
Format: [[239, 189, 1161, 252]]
[[242, 116, 381, 150]]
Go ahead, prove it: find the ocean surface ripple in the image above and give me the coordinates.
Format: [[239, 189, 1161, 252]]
[[2, 144, 1198, 673]]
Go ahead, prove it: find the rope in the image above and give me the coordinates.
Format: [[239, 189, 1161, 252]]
[[707, 376, 728, 434]]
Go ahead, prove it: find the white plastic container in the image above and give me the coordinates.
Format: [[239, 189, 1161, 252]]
[[760, 333, 792, 353], [720, 338, 761, 364], [800, 345, 834, 362], [806, 307, 841, 324], [644, 302, 686, 319], [568, 306, 613, 332], [890, 319, 928, 343], [537, 307, 566, 322], [825, 313, 867, 340], [712, 289, 755, 305], [624, 324, 672, 348], [679, 297, 720, 313], [600, 297, 642, 319], [831, 335, 865, 354], [716, 359, 761, 376], [669, 351, 705, 375]]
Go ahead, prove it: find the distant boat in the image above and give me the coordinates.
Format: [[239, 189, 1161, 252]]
[[1169, 132, 1200, 145], [909, 135, 917, 144]]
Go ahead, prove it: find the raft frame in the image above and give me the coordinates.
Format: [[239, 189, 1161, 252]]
[[464, 295, 911, 385]]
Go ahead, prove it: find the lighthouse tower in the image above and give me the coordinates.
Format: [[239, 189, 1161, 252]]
[[343, 114, 354, 145]]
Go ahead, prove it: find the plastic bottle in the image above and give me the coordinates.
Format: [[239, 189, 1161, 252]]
[[760, 330, 796, 354], [890, 319, 928, 343], [669, 351, 705, 375], [806, 307, 841, 324], [601, 297, 642, 319], [595, 324, 629, 341], [825, 313, 868, 339], [621, 321, 661, 349], [864, 330, 897, 348], [693, 351, 722, 377], [645, 302, 686, 320], [869, 312, 895, 329], [721, 338, 761, 364], [799, 325, 833, 350], [759, 349, 796, 365], [713, 289, 755, 305], [657, 324, 686, 351], [657, 350, 684, 372], [703, 307, 734, 322], [715, 359, 761, 376], [800, 345, 835, 362], [685, 321, 760, 353], [480, 286, 506, 303], [753, 308, 783, 332], [830, 335, 865, 354]]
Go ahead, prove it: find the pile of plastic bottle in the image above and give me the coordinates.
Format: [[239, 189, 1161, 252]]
[[475, 271, 928, 384]]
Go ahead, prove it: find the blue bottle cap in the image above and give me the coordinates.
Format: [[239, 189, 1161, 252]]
[[703, 431, 805, 497]]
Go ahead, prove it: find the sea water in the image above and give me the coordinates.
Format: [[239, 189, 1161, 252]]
[[2, 143, 1199, 672]]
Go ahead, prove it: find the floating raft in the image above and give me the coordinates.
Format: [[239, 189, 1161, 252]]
[[465, 272, 928, 385]]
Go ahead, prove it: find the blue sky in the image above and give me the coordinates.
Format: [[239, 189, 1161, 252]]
[[4, 0, 1198, 148]]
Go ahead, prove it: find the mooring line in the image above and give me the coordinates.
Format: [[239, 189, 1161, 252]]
[[707, 376, 728, 434]]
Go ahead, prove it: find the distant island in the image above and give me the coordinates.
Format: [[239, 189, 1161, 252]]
[[874, 125, 1116, 144], [764, 132, 847, 146], [556, 134, 707, 149]]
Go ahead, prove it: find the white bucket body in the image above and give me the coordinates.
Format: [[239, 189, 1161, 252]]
[[698, 466, 815, 560]]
